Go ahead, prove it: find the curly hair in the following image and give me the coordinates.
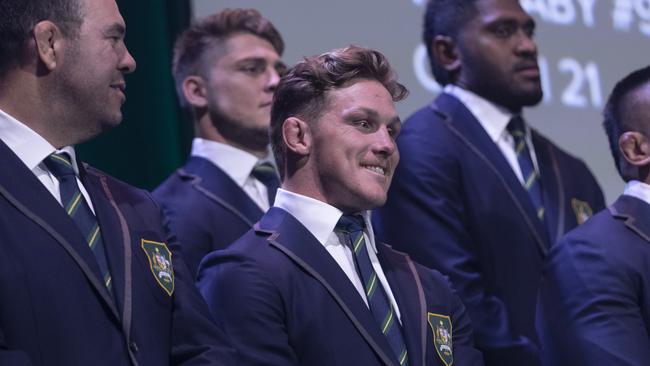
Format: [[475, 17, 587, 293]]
[[270, 45, 408, 177]]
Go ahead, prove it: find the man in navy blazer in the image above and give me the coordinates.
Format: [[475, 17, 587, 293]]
[[0, 0, 234, 364], [537, 66, 650, 366], [373, 0, 605, 365], [197, 46, 484, 366], [153, 9, 286, 276]]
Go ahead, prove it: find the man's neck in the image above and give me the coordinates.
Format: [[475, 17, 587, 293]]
[[194, 118, 268, 159], [452, 83, 522, 114]]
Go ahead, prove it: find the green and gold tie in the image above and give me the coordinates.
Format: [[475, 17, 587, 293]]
[[45, 152, 114, 297]]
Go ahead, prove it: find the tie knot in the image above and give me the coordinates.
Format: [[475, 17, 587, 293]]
[[251, 162, 279, 184], [507, 115, 526, 141], [44, 153, 76, 178], [336, 214, 366, 233]]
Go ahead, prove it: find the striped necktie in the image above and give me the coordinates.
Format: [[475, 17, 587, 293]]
[[507, 116, 545, 221], [44, 152, 114, 297], [336, 214, 409, 366], [251, 162, 280, 206]]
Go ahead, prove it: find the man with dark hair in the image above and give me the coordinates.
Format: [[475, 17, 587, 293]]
[[537, 65, 650, 366], [373, 0, 605, 365], [0, 0, 235, 364], [197, 45, 484, 366], [154, 8, 286, 275]]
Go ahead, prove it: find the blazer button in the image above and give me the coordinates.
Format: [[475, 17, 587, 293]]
[[130, 341, 139, 353]]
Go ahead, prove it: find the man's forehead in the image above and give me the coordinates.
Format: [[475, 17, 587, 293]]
[[78, 0, 125, 27], [214, 33, 280, 61], [326, 81, 398, 117], [473, 0, 531, 22]]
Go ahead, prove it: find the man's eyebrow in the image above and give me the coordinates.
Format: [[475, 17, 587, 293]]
[[105, 23, 126, 36], [344, 107, 378, 118], [344, 107, 400, 124], [236, 57, 267, 64]]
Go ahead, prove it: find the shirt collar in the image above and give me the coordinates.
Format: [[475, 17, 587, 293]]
[[0, 108, 79, 174], [273, 188, 375, 250], [623, 180, 650, 205], [444, 84, 516, 143], [190, 138, 261, 187]]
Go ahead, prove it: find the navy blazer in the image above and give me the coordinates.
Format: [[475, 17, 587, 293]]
[[373, 93, 605, 366], [537, 195, 650, 366], [153, 156, 264, 276], [0, 141, 235, 365], [197, 207, 484, 366]]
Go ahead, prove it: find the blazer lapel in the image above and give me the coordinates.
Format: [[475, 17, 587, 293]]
[[532, 132, 565, 244], [181, 157, 264, 226], [377, 245, 427, 366], [258, 208, 400, 366], [610, 195, 650, 243], [0, 141, 119, 320], [431, 94, 550, 255], [80, 165, 126, 317]]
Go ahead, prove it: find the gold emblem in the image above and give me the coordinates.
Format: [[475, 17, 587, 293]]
[[571, 198, 593, 225], [141, 239, 174, 296], [428, 312, 453, 366]]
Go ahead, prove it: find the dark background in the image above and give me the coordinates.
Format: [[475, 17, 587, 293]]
[[77, 1, 193, 190]]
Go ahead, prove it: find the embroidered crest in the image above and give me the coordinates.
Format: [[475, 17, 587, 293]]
[[141, 239, 174, 296], [428, 312, 453, 366], [571, 198, 593, 225]]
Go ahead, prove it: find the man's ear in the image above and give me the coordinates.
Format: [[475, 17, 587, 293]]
[[32, 20, 64, 71], [619, 131, 650, 167], [431, 35, 461, 75], [282, 117, 311, 157], [182, 76, 208, 108]]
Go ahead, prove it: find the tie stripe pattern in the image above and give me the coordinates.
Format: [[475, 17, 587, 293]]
[[507, 116, 545, 221], [44, 153, 114, 295], [336, 215, 409, 366], [251, 162, 281, 206]]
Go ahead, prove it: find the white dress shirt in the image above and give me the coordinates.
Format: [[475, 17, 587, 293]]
[[623, 180, 650, 205], [274, 188, 402, 322], [191, 138, 273, 211], [0, 108, 95, 213], [444, 84, 540, 184]]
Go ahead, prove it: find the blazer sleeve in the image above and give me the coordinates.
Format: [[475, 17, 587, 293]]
[[0, 331, 33, 366], [197, 250, 299, 366], [537, 234, 650, 366], [149, 195, 238, 366], [374, 127, 540, 365], [443, 276, 485, 366], [158, 200, 213, 278]]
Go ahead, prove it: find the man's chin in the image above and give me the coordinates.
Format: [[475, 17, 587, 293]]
[[101, 115, 124, 131], [520, 90, 543, 107], [511, 86, 543, 108]]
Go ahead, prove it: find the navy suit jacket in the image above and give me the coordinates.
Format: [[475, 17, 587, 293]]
[[0, 141, 235, 365], [153, 156, 264, 276], [197, 207, 484, 366], [373, 93, 605, 366], [537, 195, 650, 366]]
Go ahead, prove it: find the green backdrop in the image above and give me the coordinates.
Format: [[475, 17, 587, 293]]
[[76, 1, 193, 190]]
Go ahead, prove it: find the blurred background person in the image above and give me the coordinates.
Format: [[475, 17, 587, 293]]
[[154, 8, 285, 276], [538, 65, 650, 366], [374, 0, 605, 365]]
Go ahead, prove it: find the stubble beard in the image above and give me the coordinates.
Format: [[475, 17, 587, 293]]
[[50, 44, 112, 146], [209, 108, 270, 153]]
